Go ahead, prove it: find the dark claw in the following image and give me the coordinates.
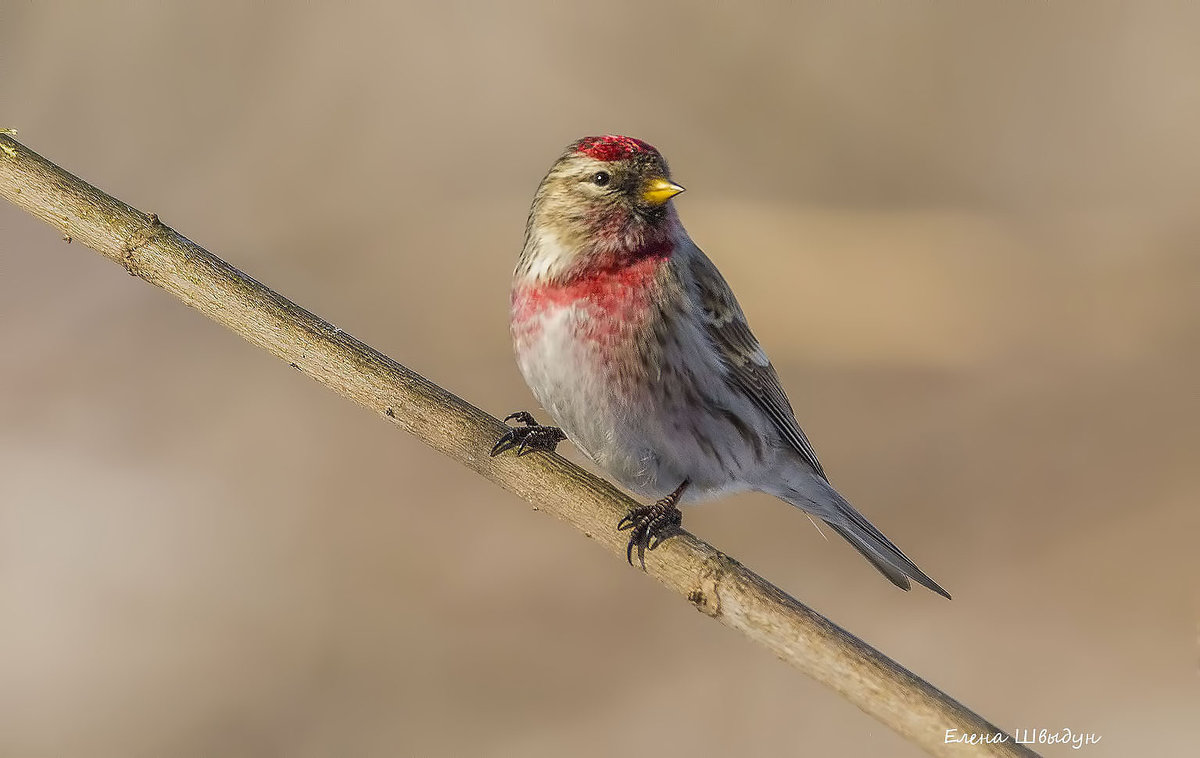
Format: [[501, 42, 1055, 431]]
[[647, 507, 682, 549], [617, 492, 685, 570], [490, 431, 516, 457], [490, 411, 566, 457], [503, 411, 538, 426]]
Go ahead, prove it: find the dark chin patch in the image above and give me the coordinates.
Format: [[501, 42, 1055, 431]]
[[633, 202, 668, 223]]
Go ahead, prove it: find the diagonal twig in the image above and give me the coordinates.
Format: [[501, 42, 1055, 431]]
[[0, 133, 1037, 757]]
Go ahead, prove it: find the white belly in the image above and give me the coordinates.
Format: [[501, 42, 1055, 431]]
[[515, 303, 769, 501]]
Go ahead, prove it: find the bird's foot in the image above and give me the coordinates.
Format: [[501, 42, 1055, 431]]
[[618, 480, 689, 569], [490, 411, 567, 457]]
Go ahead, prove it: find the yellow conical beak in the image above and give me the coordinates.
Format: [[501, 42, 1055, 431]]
[[641, 177, 685, 206]]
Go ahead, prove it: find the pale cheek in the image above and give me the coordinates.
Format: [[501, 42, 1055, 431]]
[[523, 226, 576, 281]]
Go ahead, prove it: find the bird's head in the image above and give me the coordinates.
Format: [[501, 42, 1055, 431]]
[[523, 136, 685, 279], [538, 135, 684, 223]]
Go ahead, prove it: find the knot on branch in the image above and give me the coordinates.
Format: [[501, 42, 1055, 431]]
[[121, 212, 166, 277], [689, 550, 737, 617]]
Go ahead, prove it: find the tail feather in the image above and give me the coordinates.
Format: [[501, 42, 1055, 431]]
[[825, 520, 951, 599], [779, 479, 952, 599]]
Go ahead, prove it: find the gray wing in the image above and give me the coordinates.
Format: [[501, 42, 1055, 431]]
[[685, 251, 828, 481]]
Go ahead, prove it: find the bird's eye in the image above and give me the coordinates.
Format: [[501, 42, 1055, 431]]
[[591, 171, 611, 187]]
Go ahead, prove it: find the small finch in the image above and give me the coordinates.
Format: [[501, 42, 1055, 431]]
[[492, 135, 950, 598]]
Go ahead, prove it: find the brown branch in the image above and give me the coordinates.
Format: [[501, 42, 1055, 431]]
[[0, 132, 1038, 758]]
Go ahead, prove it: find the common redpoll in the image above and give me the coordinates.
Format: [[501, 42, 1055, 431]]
[[492, 136, 949, 598]]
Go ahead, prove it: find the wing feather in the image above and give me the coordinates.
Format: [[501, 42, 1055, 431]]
[[686, 251, 828, 480]]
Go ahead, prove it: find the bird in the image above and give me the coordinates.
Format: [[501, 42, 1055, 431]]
[[490, 135, 950, 598]]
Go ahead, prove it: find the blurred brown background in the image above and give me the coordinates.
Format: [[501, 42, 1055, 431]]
[[2, 2, 1197, 756]]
